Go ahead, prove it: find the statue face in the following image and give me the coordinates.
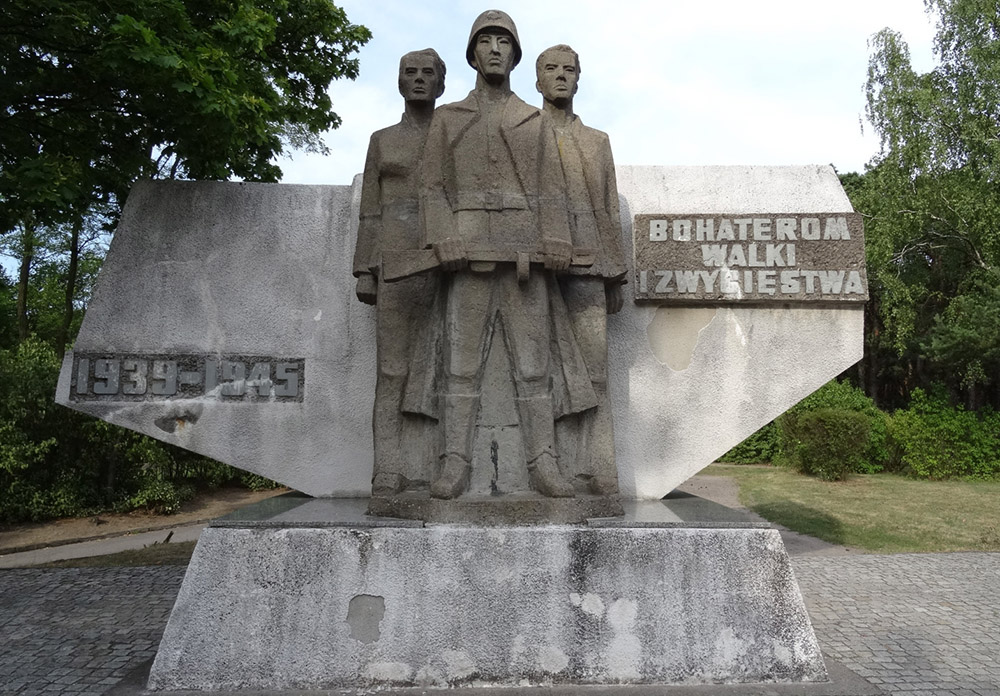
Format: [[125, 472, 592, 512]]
[[536, 50, 578, 105], [472, 31, 515, 81], [399, 54, 443, 102]]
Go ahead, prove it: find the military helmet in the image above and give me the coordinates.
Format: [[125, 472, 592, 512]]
[[465, 9, 522, 69]]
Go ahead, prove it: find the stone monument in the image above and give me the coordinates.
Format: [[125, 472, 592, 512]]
[[54, 8, 870, 691]]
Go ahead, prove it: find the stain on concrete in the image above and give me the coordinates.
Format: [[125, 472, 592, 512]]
[[646, 307, 717, 370], [442, 649, 476, 680], [362, 661, 411, 682], [346, 594, 385, 644], [538, 645, 569, 673], [606, 598, 641, 680], [153, 407, 202, 433]]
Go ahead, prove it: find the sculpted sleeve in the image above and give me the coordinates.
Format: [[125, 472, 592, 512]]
[[598, 132, 628, 281], [353, 132, 382, 277], [419, 112, 457, 248], [536, 115, 572, 247]]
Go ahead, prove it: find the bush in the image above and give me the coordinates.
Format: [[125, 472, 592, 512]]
[[791, 408, 871, 481], [887, 388, 1000, 480], [776, 379, 888, 474], [720, 422, 778, 464]]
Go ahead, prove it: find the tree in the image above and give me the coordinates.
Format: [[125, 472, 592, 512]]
[[859, 0, 1000, 408], [1, 0, 370, 351]]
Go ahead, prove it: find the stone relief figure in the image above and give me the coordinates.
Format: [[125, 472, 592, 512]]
[[536, 44, 628, 495], [406, 10, 599, 500], [353, 49, 446, 496]]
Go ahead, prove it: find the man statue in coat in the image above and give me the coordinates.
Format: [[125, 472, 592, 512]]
[[353, 49, 446, 495], [536, 44, 628, 495], [415, 10, 597, 500]]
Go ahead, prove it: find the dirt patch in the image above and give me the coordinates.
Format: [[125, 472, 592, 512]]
[[0, 487, 287, 554]]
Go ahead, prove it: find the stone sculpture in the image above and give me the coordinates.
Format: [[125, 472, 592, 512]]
[[536, 44, 628, 495], [365, 11, 623, 513], [413, 9, 599, 501], [353, 49, 446, 495]]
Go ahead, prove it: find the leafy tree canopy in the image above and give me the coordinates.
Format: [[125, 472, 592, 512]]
[[857, 0, 1000, 403], [0, 0, 371, 232]]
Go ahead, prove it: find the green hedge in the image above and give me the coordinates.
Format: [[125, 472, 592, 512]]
[[788, 408, 871, 481], [887, 388, 1000, 480], [719, 422, 778, 464], [722, 379, 888, 474]]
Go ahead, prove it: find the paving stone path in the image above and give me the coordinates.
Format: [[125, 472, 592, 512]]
[[794, 553, 1000, 696], [0, 568, 183, 696], [1, 553, 998, 695]]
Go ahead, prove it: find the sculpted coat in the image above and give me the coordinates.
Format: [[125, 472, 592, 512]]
[[353, 115, 442, 492]]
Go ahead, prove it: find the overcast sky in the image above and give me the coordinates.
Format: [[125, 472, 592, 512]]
[[274, 1, 938, 186]]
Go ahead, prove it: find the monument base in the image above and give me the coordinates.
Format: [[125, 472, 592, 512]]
[[147, 497, 827, 692], [368, 492, 624, 524]]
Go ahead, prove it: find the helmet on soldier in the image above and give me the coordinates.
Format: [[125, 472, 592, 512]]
[[465, 9, 522, 69]]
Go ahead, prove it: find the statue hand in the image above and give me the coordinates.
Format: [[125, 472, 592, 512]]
[[355, 273, 377, 305], [541, 238, 572, 272], [434, 239, 468, 272], [605, 281, 624, 314]]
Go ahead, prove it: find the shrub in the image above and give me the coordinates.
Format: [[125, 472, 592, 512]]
[[776, 379, 888, 474], [887, 388, 1000, 480], [791, 408, 871, 481], [720, 422, 778, 464]]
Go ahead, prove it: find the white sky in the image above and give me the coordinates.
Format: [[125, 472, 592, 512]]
[[274, 1, 938, 186]]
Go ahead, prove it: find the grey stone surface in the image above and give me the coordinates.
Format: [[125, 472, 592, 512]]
[[56, 163, 862, 501], [367, 493, 624, 524], [209, 491, 759, 529], [610, 165, 864, 498], [147, 525, 826, 690], [56, 179, 377, 498]]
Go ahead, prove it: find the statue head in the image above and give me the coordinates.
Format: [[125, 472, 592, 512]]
[[535, 44, 580, 107], [465, 9, 522, 80], [398, 49, 446, 103]]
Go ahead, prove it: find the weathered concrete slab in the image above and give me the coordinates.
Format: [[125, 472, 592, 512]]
[[147, 524, 827, 691], [610, 165, 863, 497], [57, 165, 862, 499], [57, 179, 377, 497]]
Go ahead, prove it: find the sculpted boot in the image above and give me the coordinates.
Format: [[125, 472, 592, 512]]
[[517, 395, 574, 498], [371, 374, 407, 496], [430, 394, 478, 499], [586, 383, 619, 496]]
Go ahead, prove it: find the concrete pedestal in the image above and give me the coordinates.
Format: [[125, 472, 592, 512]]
[[147, 497, 827, 691]]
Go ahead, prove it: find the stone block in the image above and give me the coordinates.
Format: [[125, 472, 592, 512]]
[[147, 521, 827, 690]]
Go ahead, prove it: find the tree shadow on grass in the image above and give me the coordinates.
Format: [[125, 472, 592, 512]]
[[751, 500, 849, 546]]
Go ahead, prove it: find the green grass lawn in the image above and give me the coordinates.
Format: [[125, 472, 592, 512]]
[[707, 463, 1000, 553]]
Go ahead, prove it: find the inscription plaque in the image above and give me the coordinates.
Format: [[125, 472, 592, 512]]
[[633, 212, 867, 303], [69, 353, 305, 402]]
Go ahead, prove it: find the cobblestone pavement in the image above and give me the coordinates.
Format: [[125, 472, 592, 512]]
[[0, 568, 184, 696], [794, 553, 1000, 696], [1, 554, 998, 695]]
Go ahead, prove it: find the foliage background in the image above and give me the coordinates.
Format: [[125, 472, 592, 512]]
[[0, 1, 369, 522]]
